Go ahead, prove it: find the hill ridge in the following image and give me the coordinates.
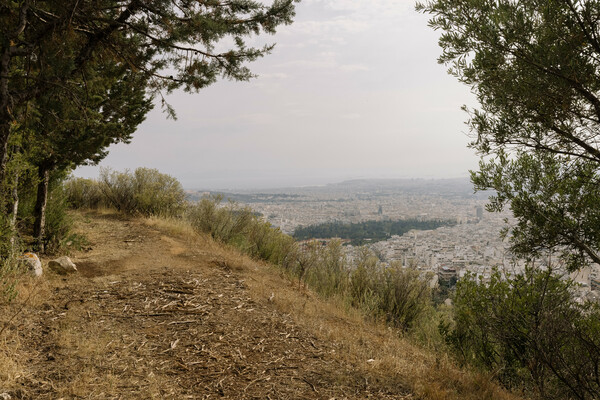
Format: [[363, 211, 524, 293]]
[[0, 211, 515, 399]]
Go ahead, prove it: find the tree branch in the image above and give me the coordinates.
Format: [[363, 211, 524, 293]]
[[8, 0, 32, 39], [549, 125, 600, 163]]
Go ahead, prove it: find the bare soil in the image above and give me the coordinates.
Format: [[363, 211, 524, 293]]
[[0, 212, 414, 399]]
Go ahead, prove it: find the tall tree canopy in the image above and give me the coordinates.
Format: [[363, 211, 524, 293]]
[[0, 0, 297, 251], [25, 55, 153, 250], [417, 0, 600, 270], [0, 0, 298, 182]]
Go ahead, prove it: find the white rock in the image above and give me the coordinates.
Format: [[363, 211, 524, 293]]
[[0, 392, 12, 400], [20, 252, 43, 277], [48, 256, 78, 275]]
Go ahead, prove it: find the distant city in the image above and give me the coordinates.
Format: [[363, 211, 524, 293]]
[[187, 178, 598, 301]]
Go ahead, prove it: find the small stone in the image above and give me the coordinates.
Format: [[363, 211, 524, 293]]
[[19, 252, 43, 277], [0, 393, 12, 400], [48, 256, 78, 275]]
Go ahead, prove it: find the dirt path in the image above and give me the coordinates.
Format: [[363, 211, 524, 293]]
[[2, 213, 413, 399]]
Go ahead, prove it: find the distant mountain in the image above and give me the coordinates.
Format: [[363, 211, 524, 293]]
[[186, 177, 492, 201], [327, 178, 477, 195]]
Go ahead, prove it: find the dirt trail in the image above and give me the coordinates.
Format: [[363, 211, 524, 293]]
[[2, 213, 413, 399]]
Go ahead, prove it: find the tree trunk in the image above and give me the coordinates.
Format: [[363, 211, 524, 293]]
[[0, 40, 12, 191], [0, 120, 10, 190], [33, 167, 50, 253], [9, 171, 18, 252]]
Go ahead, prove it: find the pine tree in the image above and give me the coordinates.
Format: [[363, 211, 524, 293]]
[[25, 58, 152, 250], [0, 0, 298, 191]]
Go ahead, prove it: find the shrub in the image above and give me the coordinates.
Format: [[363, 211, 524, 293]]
[[186, 195, 298, 267], [377, 264, 432, 329], [244, 219, 297, 267], [186, 195, 254, 243], [0, 213, 19, 303], [98, 168, 136, 213], [348, 247, 382, 313], [64, 177, 105, 209], [346, 250, 432, 330], [0, 213, 15, 260], [0, 212, 19, 303], [292, 241, 320, 284], [304, 239, 348, 298], [43, 183, 74, 253], [295, 243, 431, 331], [98, 167, 186, 217], [447, 267, 600, 399], [0, 256, 18, 304], [131, 168, 186, 217]]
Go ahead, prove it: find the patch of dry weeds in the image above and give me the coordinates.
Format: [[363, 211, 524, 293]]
[[0, 212, 520, 399], [147, 215, 519, 399]]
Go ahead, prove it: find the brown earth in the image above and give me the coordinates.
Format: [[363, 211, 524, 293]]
[[0, 211, 518, 400], [0, 212, 414, 399]]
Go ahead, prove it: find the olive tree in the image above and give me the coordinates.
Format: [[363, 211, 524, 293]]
[[417, 0, 600, 270]]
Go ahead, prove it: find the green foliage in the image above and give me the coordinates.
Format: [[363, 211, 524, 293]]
[[64, 177, 105, 209], [0, 0, 299, 189], [348, 248, 381, 314], [292, 243, 431, 331], [432, 276, 456, 305], [0, 0, 298, 253], [98, 168, 186, 217], [0, 214, 15, 260], [187, 195, 254, 243], [447, 267, 600, 399], [377, 264, 432, 329], [347, 253, 432, 331], [13, 169, 72, 253], [130, 168, 186, 217], [417, 0, 600, 268], [303, 240, 348, 298], [412, 303, 452, 351], [473, 152, 600, 271], [185, 195, 432, 331], [186, 195, 297, 267], [97, 169, 136, 214], [244, 219, 298, 269], [418, 3, 600, 393], [42, 183, 74, 254], [293, 219, 456, 245], [0, 256, 19, 304]]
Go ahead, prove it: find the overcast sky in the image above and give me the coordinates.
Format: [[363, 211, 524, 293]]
[[75, 0, 477, 190]]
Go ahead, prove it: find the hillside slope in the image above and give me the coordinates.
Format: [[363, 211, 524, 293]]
[[0, 211, 517, 399]]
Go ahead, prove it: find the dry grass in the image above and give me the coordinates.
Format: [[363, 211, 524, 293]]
[[0, 212, 521, 399], [0, 285, 42, 394], [0, 338, 23, 389], [144, 214, 258, 274], [149, 216, 520, 400], [143, 215, 197, 238], [241, 262, 518, 400]]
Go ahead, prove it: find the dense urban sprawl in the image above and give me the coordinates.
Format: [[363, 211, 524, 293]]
[[189, 179, 598, 301]]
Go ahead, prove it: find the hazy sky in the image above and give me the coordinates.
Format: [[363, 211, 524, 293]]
[[75, 0, 477, 190]]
